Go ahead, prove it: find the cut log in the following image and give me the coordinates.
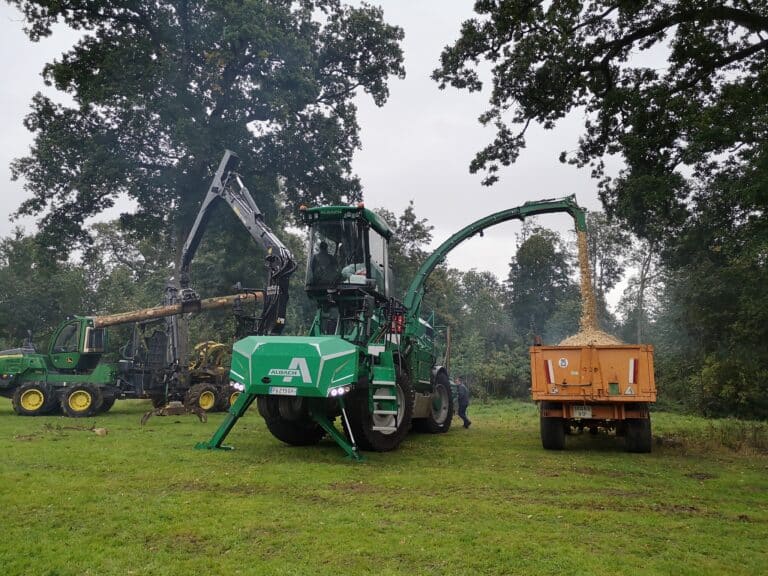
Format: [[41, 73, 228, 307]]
[[93, 292, 263, 328]]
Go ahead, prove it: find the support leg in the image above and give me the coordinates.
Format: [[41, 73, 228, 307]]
[[195, 391, 256, 450], [310, 402, 363, 462]]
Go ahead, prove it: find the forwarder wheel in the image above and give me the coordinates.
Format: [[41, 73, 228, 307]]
[[12, 383, 56, 416], [346, 368, 414, 452], [413, 371, 454, 433], [99, 395, 116, 413], [625, 417, 652, 453], [185, 383, 219, 412], [540, 415, 566, 450], [61, 385, 103, 418], [215, 386, 241, 412]]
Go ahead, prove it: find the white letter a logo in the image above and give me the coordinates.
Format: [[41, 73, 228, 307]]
[[285, 357, 312, 384]]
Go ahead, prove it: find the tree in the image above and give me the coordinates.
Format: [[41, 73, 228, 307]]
[[0, 231, 88, 348], [375, 201, 434, 299], [506, 226, 579, 342], [9, 0, 405, 254], [433, 1, 768, 241]]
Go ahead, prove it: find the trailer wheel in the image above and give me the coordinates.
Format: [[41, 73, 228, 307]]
[[185, 383, 219, 412], [413, 371, 453, 434], [540, 414, 566, 450], [346, 368, 414, 452], [12, 383, 57, 416], [61, 385, 103, 418], [625, 417, 652, 453]]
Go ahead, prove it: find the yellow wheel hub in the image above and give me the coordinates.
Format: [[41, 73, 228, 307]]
[[199, 390, 216, 411], [20, 389, 45, 411], [68, 390, 92, 412], [229, 392, 241, 407]]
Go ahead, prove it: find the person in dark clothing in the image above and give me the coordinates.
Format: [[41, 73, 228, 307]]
[[311, 240, 338, 286], [456, 376, 471, 428]]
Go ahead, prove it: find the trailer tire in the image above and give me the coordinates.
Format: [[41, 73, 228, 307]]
[[185, 383, 219, 412], [346, 368, 414, 452], [413, 371, 453, 434], [540, 414, 566, 450], [61, 385, 103, 418], [625, 417, 652, 453], [12, 383, 57, 416]]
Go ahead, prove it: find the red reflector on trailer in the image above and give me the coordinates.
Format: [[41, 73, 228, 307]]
[[628, 358, 638, 384]]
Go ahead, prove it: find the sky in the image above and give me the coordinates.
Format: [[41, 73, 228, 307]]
[[0, 1, 613, 284]]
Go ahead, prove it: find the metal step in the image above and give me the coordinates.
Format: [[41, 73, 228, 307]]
[[373, 409, 398, 415], [372, 394, 397, 400], [372, 425, 397, 432]]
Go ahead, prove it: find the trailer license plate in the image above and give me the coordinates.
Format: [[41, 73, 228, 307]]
[[572, 405, 592, 419], [269, 386, 297, 396]]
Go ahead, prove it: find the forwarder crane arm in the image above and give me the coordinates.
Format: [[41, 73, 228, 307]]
[[171, 149, 297, 337], [402, 195, 587, 329]]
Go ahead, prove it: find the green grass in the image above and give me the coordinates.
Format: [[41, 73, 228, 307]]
[[0, 399, 765, 576]]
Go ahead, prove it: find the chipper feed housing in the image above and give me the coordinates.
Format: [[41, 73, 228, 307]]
[[530, 344, 657, 452]]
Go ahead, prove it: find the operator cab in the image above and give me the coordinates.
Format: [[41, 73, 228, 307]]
[[302, 205, 393, 299], [49, 317, 107, 371]]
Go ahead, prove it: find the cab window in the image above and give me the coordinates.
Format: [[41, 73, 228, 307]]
[[367, 229, 389, 296], [53, 322, 80, 353], [83, 327, 106, 353]]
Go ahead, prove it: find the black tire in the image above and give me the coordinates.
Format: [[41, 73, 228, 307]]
[[413, 371, 454, 434], [99, 395, 116, 413], [540, 415, 566, 450], [11, 383, 57, 416], [184, 383, 219, 413], [346, 368, 414, 452], [264, 416, 325, 446], [61, 385, 103, 418], [625, 417, 652, 453], [215, 386, 241, 412], [257, 395, 325, 446]]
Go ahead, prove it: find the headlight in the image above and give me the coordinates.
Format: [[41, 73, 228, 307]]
[[329, 386, 349, 397], [230, 380, 245, 392]]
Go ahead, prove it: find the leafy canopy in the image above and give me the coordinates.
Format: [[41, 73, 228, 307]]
[[9, 0, 405, 249], [433, 1, 768, 239]]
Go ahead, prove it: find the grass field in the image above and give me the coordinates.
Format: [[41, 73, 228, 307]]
[[1, 399, 766, 576]]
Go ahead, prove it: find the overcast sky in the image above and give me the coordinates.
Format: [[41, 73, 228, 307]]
[[0, 1, 611, 283]]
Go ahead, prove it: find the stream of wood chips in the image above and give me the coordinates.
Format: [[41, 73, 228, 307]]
[[558, 231, 623, 346]]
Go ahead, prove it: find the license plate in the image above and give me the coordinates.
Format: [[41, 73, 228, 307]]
[[269, 386, 297, 396], [572, 405, 592, 419]]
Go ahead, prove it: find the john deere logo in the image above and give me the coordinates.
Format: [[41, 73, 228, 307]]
[[268, 358, 311, 384]]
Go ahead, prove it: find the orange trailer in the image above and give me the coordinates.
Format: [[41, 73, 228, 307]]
[[530, 344, 656, 452]]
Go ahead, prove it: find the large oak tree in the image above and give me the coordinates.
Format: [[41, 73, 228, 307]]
[[9, 0, 405, 253]]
